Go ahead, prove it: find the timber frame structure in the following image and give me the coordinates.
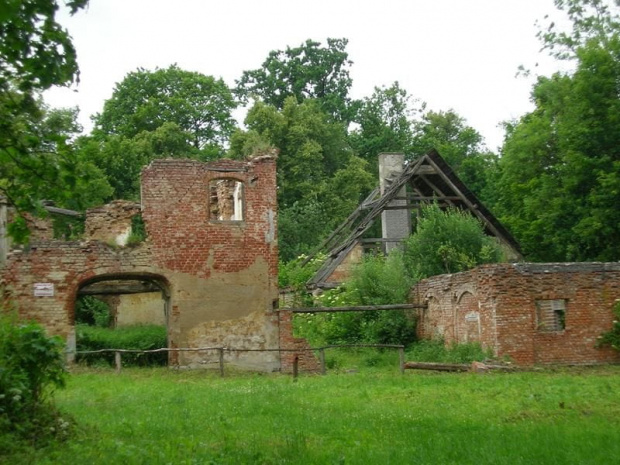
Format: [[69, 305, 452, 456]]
[[307, 150, 522, 289]]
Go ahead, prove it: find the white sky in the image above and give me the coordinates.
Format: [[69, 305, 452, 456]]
[[44, 0, 572, 151]]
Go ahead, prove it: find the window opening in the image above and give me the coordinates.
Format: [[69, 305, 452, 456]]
[[536, 299, 566, 332], [209, 179, 244, 221]]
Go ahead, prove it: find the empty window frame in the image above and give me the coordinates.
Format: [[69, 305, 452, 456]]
[[536, 299, 566, 332], [209, 179, 244, 221]]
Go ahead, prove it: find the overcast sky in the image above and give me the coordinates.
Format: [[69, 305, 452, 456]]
[[44, 0, 572, 151]]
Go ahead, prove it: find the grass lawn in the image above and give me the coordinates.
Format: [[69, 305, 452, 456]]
[[6, 362, 620, 464]]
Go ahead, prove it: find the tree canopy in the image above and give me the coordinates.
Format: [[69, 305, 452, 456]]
[[236, 38, 356, 123], [497, 0, 620, 261], [93, 65, 237, 150], [0, 0, 91, 240]]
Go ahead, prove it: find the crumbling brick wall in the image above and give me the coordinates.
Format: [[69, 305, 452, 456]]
[[278, 309, 321, 374], [0, 152, 305, 372], [85, 200, 141, 246], [412, 263, 620, 366]]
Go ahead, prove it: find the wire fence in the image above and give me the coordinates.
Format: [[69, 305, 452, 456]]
[[68, 344, 407, 378]]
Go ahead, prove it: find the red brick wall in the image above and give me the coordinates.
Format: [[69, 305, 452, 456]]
[[412, 263, 620, 366], [141, 157, 278, 279]]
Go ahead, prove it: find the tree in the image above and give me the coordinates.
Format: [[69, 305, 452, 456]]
[[229, 98, 374, 260], [538, 0, 620, 60], [0, 0, 88, 93], [236, 38, 357, 123], [93, 65, 237, 152], [77, 122, 192, 200], [0, 0, 89, 239], [1, 93, 112, 240], [349, 82, 422, 169], [410, 110, 497, 199], [496, 0, 620, 261]]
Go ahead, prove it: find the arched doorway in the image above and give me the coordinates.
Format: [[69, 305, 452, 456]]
[[72, 273, 171, 366]]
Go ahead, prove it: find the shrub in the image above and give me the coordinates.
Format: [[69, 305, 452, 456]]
[[75, 296, 111, 327], [0, 314, 69, 445], [76, 324, 167, 366], [305, 251, 416, 347], [404, 204, 505, 279], [279, 253, 326, 306]]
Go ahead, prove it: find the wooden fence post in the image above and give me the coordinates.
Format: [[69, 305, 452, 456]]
[[398, 347, 405, 375], [115, 351, 122, 374], [319, 348, 326, 375], [293, 356, 299, 381], [218, 348, 224, 377]]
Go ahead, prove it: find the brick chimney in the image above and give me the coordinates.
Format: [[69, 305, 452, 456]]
[[378, 153, 411, 253]]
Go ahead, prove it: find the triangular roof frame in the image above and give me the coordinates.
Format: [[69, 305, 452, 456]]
[[306, 149, 522, 288]]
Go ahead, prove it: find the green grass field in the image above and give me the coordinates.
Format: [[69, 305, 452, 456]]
[[7, 362, 620, 464]]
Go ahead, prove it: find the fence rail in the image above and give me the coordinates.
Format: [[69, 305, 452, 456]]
[[68, 344, 406, 377]]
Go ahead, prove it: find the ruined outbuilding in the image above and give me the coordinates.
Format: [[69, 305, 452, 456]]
[[0, 152, 316, 371], [412, 262, 620, 366]]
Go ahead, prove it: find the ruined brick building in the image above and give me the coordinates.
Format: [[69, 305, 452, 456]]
[[2, 149, 619, 369], [307, 151, 620, 366], [0, 152, 316, 372]]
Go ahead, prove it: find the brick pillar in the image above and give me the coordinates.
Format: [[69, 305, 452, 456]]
[[278, 309, 320, 374]]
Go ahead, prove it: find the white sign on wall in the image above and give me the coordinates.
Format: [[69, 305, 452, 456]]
[[33, 283, 54, 297]]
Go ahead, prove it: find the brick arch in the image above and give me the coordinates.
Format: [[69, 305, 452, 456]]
[[70, 271, 174, 361], [454, 284, 476, 303], [77, 271, 172, 298]]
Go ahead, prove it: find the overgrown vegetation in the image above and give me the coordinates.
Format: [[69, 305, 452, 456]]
[[75, 296, 111, 327], [294, 205, 505, 348], [406, 340, 495, 364], [278, 253, 326, 306], [0, 313, 70, 454], [597, 300, 620, 351], [76, 324, 167, 366], [126, 213, 147, 246], [296, 251, 416, 346], [403, 204, 505, 279]]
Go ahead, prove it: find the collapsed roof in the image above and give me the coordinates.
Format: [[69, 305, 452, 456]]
[[306, 149, 522, 289]]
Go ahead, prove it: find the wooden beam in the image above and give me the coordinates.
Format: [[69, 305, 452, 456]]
[[283, 304, 426, 313], [79, 281, 162, 295], [44, 205, 82, 217]]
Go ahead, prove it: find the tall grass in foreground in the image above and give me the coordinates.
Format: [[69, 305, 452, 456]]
[[4, 365, 620, 464]]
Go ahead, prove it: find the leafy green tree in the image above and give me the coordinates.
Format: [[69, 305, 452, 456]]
[[93, 65, 237, 151], [230, 98, 373, 260], [1, 94, 112, 240], [236, 38, 357, 122], [349, 82, 422, 169], [0, 0, 89, 239], [497, 0, 620, 261], [538, 0, 620, 60], [410, 110, 498, 198], [403, 204, 505, 279], [0, 0, 87, 93], [230, 98, 371, 207], [78, 122, 194, 199]]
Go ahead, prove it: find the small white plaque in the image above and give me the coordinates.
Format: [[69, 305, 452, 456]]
[[34, 283, 54, 297]]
